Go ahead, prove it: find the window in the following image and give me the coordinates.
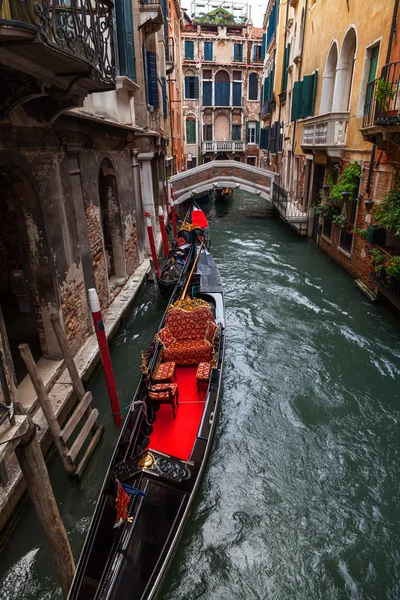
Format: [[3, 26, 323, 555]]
[[203, 124, 213, 141], [185, 40, 194, 60], [215, 70, 230, 106], [232, 81, 242, 106], [248, 73, 258, 100], [361, 43, 380, 118], [281, 44, 291, 92], [204, 157, 212, 163], [232, 124, 241, 140], [145, 48, 158, 107], [253, 45, 262, 63], [185, 73, 199, 99], [247, 157, 257, 166], [234, 157, 242, 162], [247, 121, 256, 143], [234, 43, 243, 62], [115, 0, 136, 80], [186, 117, 196, 144], [339, 191, 359, 253], [161, 77, 167, 117], [187, 156, 197, 169], [202, 70, 212, 106], [204, 41, 213, 61]]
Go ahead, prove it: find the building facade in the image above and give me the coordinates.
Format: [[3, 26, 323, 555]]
[[182, 9, 264, 169], [260, 0, 400, 312], [0, 0, 179, 401]]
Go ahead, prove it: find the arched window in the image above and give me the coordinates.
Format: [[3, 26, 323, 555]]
[[186, 115, 196, 144], [320, 42, 338, 114], [248, 73, 258, 100], [184, 69, 199, 99], [215, 70, 230, 106], [333, 27, 357, 112]]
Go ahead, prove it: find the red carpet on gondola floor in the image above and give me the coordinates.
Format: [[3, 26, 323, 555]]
[[149, 366, 207, 460]]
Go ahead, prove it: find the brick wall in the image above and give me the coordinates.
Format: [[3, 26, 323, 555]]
[[59, 277, 90, 355], [85, 203, 109, 309], [125, 221, 140, 276]]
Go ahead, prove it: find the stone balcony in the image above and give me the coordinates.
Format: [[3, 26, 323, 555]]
[[202, 140, 246, 153], [139, 0, 163, 34], [301, 112, 350, 158]]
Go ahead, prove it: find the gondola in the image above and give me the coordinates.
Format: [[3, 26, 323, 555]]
[[68, 240, 225, 600], [156, 200, 210, 299]]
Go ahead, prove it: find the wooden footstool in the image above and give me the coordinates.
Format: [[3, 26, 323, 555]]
[[196, 362, 211, 393], [154, 361, 176, 383]]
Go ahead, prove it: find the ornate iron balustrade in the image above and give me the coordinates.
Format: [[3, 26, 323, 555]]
[[371, 268, 400, 309], [363, 62, 400, 128], [0, 0, 115, 85], [261, 100, 273, 118]]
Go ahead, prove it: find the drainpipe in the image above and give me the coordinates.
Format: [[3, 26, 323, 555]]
[[386, 0, 399, 64], [276, 0, 290, 181]]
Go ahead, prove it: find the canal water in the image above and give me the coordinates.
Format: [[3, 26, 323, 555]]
[[1, 192, 400, 599]]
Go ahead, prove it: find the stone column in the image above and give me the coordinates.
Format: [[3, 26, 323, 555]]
[[138, 152, 156, 251], [131, 149, 145, 262]]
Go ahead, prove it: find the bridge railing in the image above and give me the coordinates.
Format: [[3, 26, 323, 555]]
[[271, 182, 308, 223]]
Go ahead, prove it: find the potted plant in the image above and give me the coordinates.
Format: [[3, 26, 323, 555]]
[[373, 182, 400, 236], [375, 78, 396, 119], [367, 224, 387, 246]]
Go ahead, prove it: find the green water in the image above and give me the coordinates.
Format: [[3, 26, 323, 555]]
[[1, 193, 400, 599]]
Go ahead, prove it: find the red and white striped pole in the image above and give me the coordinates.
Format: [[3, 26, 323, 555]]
[[145, 212, 160, 277], [170, 188, 178, 237], [88, 288, 122, 425], [158, 205, 169, 258]]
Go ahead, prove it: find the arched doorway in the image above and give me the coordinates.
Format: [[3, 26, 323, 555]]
[[320, 42, 338, 114], [333, 28, 357, 112], [214, 114, 230, 141], [0, 164, 52, 382], [98, 159, 125, 281], [215, 70, 230, 106]]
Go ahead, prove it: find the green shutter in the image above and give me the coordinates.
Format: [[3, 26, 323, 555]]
[[281, 45, 289, 93], [291, 80, 302, 121], [115, 0, 136, 81], [185, 41, 194, 60], [311, 70, 318, 116], [194, 76, 199, 99], [186, 119, 196, 143], [300, 74, 314, 118], [256, 121, 260, 144], [261, 33, 266, 61], [246, 122, 249, 143]]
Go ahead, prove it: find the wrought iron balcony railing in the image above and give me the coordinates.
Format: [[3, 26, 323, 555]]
[[363, 61, 400, 128], [0, 0, 115, 86], [371, 268, 400, 309], [202, 140, 246, 153], [261, 100, 273, 118]]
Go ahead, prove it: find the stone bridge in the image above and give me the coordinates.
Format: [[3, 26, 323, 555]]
[[168, 161, 276, 203]]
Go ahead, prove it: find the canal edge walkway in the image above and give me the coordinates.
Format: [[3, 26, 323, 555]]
[[0, 250, 158, 533]]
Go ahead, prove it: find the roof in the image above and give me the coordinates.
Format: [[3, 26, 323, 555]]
[[252, 27, 264, 39]]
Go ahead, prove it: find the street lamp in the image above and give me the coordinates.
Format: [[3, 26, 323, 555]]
[[364, 198, 375, 213]]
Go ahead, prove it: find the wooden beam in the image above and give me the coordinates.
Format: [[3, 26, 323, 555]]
[[74, 425, 104, 481], [67, 409, 99, 463], [18, 344, 74, 475], [59, 392, 93, 445], [15, 417, 75, 599]]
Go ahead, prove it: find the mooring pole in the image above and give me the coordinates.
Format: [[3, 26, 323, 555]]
[[158, 205, 169, 258], [145, 212, 160, 276], [15, 417, 75, 599], [87, 288, 122, 426]]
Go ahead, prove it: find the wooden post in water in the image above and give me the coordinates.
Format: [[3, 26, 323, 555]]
[[15, 417, 75, 599], [18, 343, 75, 475], [50, 314, 98, 435]]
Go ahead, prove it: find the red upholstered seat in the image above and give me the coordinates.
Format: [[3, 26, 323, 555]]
[[196, 362, 211, 381], [147, 383, 179, 419], [154, 361, 176, 382], [163, 339, 212, 365]]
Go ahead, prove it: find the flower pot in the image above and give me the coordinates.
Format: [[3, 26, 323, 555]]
[[367, 225, 387, 246]]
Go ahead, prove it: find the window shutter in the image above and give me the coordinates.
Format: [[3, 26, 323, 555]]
[[161, 77, 167, 117], [233, 81, 242, 106], [234, 44, 239, 61], [249, 73, 258, 100], [194, 76, 199, 99], [311, 70, 318, 115], [281, 45, 289, 92], [203, 81, 212, 105], [253, 44, 257, 63], [146, 51, 158, 107], [185, 76, 190, 98], [256, 121, 260, 144], [185, 41, 194, 60], [246, 122, 249, 143], [291, 80, 302, 121], [261, 33, 266, 61], [204, 42, 213, 61], [239, 44, 243, 62], [142, 43, 148, 104], [186, 119, 196, 144], [115, 0, 136, 81], [300, 74, 314, 118]]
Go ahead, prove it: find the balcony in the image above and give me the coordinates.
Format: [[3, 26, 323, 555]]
[[164, 37, 175, 75], [362, 62, 400, 148], [0, 0, 115, 117], [261, 100, 274, 119], [371, 249, 400, 311], [139, 0, 163, 35], [301, 112, 350, 158], [202, 141, 246, 153]]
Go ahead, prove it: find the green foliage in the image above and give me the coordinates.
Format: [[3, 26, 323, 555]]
[[373, 181, 400, 236], [375, 78, 396, 112], [332, 214, 346, 228], [366, 247, 400, 277], [328, 162, 362, 203], [315, 203, 340, 220], [386, 255, 400, 276], [351, 227, 368, 240]]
